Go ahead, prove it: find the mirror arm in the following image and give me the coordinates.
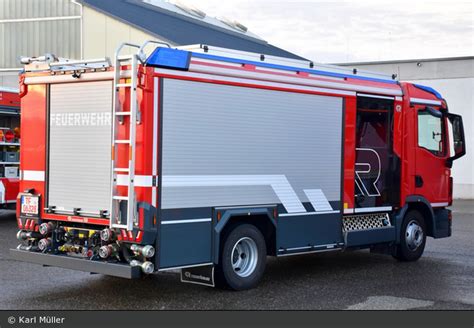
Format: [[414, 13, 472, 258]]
[[446, 158, 453, 169], [425, 106, 443, 118]]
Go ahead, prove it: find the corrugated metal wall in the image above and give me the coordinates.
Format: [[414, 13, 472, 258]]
[[0, 0, 81, 68]]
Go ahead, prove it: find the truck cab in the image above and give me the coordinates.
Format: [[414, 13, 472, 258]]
[[402, 83, 465, 208]]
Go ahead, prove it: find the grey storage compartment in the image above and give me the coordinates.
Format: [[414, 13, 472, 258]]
[[4, 166, 18, 178], [3, 151, 19, 162]]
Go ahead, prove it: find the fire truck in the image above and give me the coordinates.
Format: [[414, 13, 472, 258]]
[[0, 88, 20, 208], [11, 41, 466, 290]]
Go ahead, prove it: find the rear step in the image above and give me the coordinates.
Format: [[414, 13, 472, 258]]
[[10, 248, 141, 279]]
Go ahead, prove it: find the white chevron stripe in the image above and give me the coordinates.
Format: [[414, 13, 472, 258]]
[[304, 189, 333, 212], [162, 175, 307, 214]]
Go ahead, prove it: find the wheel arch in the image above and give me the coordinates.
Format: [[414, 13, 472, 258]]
[[396, 196, 435, 242], [213, 206, 277, 264]]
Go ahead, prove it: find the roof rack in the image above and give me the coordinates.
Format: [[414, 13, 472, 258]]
[[20, 40, 172, 74], [21, 55, 112, 74], [20, 40, 398, 83]]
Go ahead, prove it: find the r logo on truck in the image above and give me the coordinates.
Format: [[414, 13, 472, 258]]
[[355, 148, 382, 197]]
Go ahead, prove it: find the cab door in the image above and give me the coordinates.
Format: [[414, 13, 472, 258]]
[[414, 106, 450, 205]]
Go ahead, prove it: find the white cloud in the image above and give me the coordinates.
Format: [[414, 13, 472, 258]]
[[177, 0, 474, 63]]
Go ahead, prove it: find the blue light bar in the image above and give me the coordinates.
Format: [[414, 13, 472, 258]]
[[146, 48, 191, 71]]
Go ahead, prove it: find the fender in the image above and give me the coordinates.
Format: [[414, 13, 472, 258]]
[[212, 206, 276, 264], [393, 195, 436, 243]]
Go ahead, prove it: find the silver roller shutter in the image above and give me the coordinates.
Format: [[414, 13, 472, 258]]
[[48, 81, 113, 215], [161, 79, 343, 212]]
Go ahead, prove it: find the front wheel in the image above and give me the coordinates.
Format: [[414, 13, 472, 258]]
[[215, 224, 267, 290], [393, 210, 427, 262]]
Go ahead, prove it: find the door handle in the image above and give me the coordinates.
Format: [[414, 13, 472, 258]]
[[415, 175, 424, 188]]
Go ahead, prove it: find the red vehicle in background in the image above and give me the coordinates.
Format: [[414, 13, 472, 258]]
[[0, 88, 20, 208]]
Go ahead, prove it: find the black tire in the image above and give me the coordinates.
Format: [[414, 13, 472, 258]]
[[393, 210, 427, 262], [215, 224, 267, 290]]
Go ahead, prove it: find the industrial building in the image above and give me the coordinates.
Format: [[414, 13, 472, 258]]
[[0, 0, 301, 88], [0, 1, 471, 199], [339, 57, 474, 199]]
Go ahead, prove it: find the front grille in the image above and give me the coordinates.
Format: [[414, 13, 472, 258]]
[[343, 213, 391, 232]]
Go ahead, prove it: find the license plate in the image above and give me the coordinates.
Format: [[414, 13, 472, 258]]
[[21, 195, 39, 216]]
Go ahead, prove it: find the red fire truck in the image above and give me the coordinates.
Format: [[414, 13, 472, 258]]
[[0, 88, 20, 208], [11, 42, 466, 290]]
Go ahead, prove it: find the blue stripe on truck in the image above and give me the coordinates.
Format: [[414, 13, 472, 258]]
[[191, 52, 399, 85]]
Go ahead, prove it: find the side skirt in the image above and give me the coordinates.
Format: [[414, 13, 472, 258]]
[[277, 243, 343, 257]]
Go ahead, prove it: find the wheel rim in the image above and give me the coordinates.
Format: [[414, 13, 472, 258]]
[[405, 220, 424, 251], [231, 237, 258, 278]]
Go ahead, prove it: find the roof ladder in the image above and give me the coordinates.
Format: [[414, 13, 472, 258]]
[[109, 43, 141, 231]]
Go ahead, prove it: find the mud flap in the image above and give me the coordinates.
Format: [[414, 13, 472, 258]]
[[180, 265, 215, 287]]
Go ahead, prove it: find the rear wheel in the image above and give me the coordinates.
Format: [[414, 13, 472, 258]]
[[215, 224, 266, 290], [393, 210, 427, 262]]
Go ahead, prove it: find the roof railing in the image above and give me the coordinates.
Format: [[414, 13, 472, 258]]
[[179, 44, 398, 81], [20, 40, 398, 82]]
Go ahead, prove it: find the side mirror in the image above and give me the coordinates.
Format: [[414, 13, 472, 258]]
[[446, 113, 466, 168]]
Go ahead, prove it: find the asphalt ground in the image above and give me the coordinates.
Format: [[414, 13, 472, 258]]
[[0, 201, 473, 310]]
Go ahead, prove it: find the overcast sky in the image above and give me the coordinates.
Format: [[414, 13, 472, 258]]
[[181, 0, 474, 63]]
